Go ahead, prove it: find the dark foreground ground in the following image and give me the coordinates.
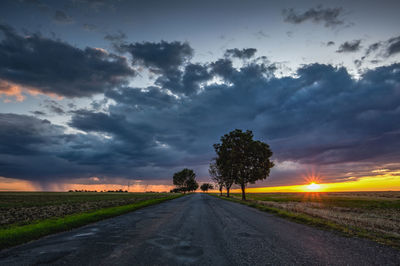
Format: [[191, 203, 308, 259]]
[[1, 194, 399, 265]]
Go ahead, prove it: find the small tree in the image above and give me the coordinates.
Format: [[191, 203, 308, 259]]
[[200, 183, 214, 192], [214, 129, 274, 200], [172, 168, 198, 193], [209, 161, 224, 196]]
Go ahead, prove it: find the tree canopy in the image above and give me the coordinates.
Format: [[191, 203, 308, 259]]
[[200, 183, 214, 192], [213, 129, 274, 200], [172, 168, 199, 193]]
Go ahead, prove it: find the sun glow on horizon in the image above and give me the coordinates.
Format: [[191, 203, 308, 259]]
[[232, 172, 400, 193], [307, 182, 321, 191]]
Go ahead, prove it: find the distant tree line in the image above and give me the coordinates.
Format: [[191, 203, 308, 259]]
[[68, 189, 128, 193]]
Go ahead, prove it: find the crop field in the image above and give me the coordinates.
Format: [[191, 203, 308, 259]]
[[0, 192, 174, 228], [227, 192, 400, 247], [0, 192, 181, 249]]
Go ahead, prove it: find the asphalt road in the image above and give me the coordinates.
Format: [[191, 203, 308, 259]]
[[1, 194, 400, 265]]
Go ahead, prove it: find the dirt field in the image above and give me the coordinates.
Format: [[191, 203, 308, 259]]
[[230, 192, 400, 244], [0, 192, 171, 227]]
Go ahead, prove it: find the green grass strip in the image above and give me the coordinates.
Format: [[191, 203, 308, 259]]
[[0, 194, 182, 250], [213, 195, 400, 249]]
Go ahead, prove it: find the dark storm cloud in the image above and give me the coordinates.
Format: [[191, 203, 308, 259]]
[[266, 63, 400, 166], [326, 41, 335, 46], [387, 36, 400, 56], [0, 113, 156, 180], [68, 60, 400, 182], [1, 42, 400, 184], [282, 6, 345, 28], [357, 36, 400, 67], [151, 61, 211, 96], [106, 86, 177, 109], [53, 10, 74, 24], [0, 113, 63, 156], [120, 41, 193, 74], [336, 40, 362, 53], [0, 24, 134, 97], [68, 108, 195, 170], [120, 41, 211, 96], [369, 36, 400, 58], [225, 48, 257, 59], [76, 60, 400, 167]]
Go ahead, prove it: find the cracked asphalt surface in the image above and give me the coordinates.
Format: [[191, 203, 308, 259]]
[[1, 193, 399, 265]]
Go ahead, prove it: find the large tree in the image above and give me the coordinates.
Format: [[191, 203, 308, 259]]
[[213, 129, 274, 200], [172, 168, 199, 193]]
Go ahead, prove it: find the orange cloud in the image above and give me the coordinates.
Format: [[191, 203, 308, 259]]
[[0, 80, 25, 102], [0, 177, 37, 191], [0, 80, 63, 102]]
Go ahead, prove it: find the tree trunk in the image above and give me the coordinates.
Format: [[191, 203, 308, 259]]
[[241, 183, 246, 201], [219, 186, 222, 196], [226, 187, 230, 197]]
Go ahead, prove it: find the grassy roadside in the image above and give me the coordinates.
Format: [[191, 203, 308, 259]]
[[212, 194, 400, 249], [0, 194, 182, 250]]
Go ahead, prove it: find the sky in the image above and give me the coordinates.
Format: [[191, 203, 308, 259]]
[[0, 0, 400, 192]]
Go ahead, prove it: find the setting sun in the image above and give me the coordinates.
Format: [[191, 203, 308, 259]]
[[307, 182, 321, 190]]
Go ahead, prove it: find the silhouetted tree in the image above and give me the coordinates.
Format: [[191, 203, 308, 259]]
[[172, 168, 199, 193], [209, 161, 224, 196], [214, 129, 274, 200], [186, 174, 199, 192], [173, 168, 190, 191], [200, 183, 214, 192]]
